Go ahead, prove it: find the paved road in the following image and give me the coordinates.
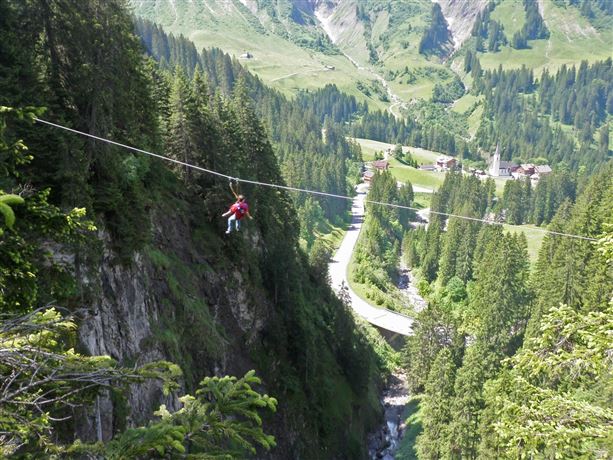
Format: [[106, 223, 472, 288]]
[[328, 184, 414, 336]]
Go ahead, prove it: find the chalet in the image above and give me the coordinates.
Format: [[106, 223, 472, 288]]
[[534, 164, 552, 176], [372, 160, 389, 171], [488, 146, 517, 177], [239, 52, 253, 59], [435, 155, 457, 171], [512, 163, 552, 182], [363, 170, 375, 182], [419, 164, 437, 171], [512, 164, 535, 180]]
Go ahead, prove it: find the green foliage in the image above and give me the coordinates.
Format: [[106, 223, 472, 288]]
[[0, 308, 182, 457], [522, 0, 550, 40], [351, 171, 413, 313], [415, 348, 456, 459], [468, 228, 531, 345], [474, 59, 612, 172], [0, 192, 23, 231], [403, 162, 612, 460], [480, 303, 613, 458], [0, 108, 96, 314], [308, 238, 332, 281], [477, 176, 612, 458], [1, 1, 163, 259], [431, 77, 465, 104], [414, 172, 493, 283], [529, 164, 612, 333], [98, 371, 277, 459], [403, 281, 465, 394]]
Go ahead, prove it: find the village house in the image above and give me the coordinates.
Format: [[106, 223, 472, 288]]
[[534, 164, 552, 176], [363, 170, 375, 183], [469, 167, 488, 180], [531, 164, 552, 181], [512, 163, 536, 179], [512, 163, 552, 182], [372, 159, 389, 171], [435, 155, 457, 171]]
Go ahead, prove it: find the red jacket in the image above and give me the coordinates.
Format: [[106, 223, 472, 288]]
[[230, 201, 249, 220]]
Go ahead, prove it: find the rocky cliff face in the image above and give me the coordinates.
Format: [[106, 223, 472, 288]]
[[68, 189, 382, 458], [434, 0, 490, 49], [73, 210, 295, 455], [312, 0, 488, 52]]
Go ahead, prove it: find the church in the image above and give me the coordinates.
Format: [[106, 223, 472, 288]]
[[488, 145, 518, 177]]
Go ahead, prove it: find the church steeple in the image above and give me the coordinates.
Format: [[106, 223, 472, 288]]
[[489, 144, 500, 176]]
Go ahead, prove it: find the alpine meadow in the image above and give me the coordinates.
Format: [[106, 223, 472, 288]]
[[0, 0, 611, 459]]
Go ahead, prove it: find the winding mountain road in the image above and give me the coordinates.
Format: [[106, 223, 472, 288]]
[[328, 184, 414, 336]]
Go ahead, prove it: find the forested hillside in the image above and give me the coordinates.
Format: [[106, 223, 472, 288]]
[[467, 52, 612, 171], [0, 0, 392, 457], [133, 18, 360, 233], [401, 167, 612, 458]]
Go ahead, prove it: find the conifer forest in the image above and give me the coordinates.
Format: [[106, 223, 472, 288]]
[[0, 0, 611, 458]]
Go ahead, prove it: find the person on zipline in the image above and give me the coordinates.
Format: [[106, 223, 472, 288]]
[[222, 180, 253, 234]]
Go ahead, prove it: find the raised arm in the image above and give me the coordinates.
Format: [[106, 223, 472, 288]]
[[229, 180, 239, 199]]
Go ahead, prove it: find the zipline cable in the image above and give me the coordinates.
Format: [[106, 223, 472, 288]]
[[33, 117, 599, 242]]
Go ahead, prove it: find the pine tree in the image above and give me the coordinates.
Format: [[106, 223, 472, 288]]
[[416, 348, 456, 459], [480, 300, 613, 459], [468, 229, 531, 348], [448, 344, 501, 458], [528, 165, 612, 334], [166, 67, 201, 184]]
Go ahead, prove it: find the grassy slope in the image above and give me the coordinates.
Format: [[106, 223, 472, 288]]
[[353, 137, 445, 190], [491, 0, 526, 37], [372, 3, 441, 102], [319, 0, 451, 105], [503, 223, 546, 264], [388, 158, 446, 190], [134, 0, 611, 110], [353, 137, 440, 164], [132, 0, 462, 108], [461, 0, 613, 73], [131, 0, 387, 108]]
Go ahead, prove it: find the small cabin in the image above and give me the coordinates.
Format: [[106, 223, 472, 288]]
[[435, 156, 456, 171], [372, 160, 389, 171]]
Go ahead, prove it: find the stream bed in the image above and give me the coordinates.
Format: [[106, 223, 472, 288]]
[[368, 372, 410, 459], [398, 265, 427, 314], [369, 260, 427, 458]]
